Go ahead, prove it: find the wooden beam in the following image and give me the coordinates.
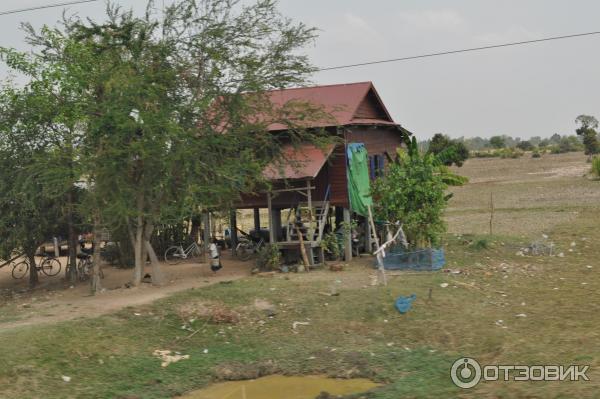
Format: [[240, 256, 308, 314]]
[[343, 208, 352, 261], [270, 185, 315, 194], [253, 208, 260, 232]]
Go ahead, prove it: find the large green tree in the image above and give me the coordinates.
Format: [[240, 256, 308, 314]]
[[0, 85, 66, 287], [1, 0, 328, 288]]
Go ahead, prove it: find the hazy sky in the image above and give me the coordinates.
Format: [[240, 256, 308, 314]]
[[1, 0, 599, 139]]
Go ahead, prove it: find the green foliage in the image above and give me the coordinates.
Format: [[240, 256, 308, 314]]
[[427, 133, 469, 167], [591, 157, 600, 179], [490, 135, 506, 149], [0, 0, 329, 284], [321, 232, 341, 260], [532, 149, 542, 158], [470, 238, 489, 250], [516, 140, 534, 151], [499, 148, 524, 158], [575, 114, 599, 156], [255, 243, 282, 271], [371, 138, 448, 248], [550, 135, 584, 154]]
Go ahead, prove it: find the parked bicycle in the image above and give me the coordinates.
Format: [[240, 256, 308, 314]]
[[76, 253, 104, 281], [11, 256, 61, 279], [235, 234, 265, 261], [164, 241, 205, 265]]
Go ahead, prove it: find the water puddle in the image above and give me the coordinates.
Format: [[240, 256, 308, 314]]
[[182, 375, 380, 399]]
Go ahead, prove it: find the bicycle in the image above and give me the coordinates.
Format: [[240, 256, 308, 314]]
[[11, 256, 62, 279], [76, 253, 104, 281], [235, 235, 265, 261], [164, 241, 205, 265]]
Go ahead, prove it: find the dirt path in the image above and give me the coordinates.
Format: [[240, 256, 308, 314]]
[[0, 253, 253, 331]]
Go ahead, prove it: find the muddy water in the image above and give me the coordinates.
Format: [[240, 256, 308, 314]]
[[182, 375, 380, 399]]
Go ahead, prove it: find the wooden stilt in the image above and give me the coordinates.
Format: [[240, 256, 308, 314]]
[[267, 193, 275, 244], [343, 208, 352, 262]]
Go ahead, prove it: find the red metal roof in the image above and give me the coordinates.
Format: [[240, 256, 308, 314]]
[[264, 81, 396, 131], [263, 143, 335, 180]]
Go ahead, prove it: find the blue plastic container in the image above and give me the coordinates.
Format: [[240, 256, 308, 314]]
[[378, 247, 445, 271]]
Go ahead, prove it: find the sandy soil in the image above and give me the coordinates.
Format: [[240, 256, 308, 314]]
[[0, 253, 253, 330]]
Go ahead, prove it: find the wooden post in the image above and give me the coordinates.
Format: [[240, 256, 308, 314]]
[[230, 210, 238, 255], [306, 180, 314, 241], [253, 208, 260, 233], [489, 191, 494, 236], [272, 209, 281, 243], [364, 216, 371, 254], [343, 208, 352, 261], [267, 193, 275, 244], [203, 212, 211, 263]]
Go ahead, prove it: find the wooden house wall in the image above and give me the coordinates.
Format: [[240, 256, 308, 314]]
[[236, 126, 403, 210], [345, 126, 405, 159]]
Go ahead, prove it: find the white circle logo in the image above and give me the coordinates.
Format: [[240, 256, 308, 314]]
[[451, 357, 482, 389]]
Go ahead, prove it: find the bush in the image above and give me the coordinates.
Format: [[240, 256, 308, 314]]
[[517, 141, 534, 151], [532, 150, 541, 158], [256, 243, 281, 271], [498, 148, 523, 159], [321, 232, 341, 260], [372, 138, 447, 248]]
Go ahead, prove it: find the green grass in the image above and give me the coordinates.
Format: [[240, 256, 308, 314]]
[[2, 153, 600, 398], [2, 209, 600, 398], [592, 156, 600, 178]]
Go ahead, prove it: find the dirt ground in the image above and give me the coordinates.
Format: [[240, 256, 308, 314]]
[[0, 253, 253, 330]]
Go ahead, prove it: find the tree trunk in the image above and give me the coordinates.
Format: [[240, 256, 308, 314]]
[[145, 241, 165, 286], [27, 251, 38, 288], [143, 222, 165, 286], [67, 189, 77, 284], [131, 194, 145, 286], [189, 214, 201, 243], [90, 214, 103, 294], [132, 219, 144, 286]]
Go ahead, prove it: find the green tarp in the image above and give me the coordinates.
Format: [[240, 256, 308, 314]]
[[347, 143, 373, 217]]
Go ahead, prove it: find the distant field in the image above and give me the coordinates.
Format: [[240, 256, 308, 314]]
[[447, 152, 598, 236]]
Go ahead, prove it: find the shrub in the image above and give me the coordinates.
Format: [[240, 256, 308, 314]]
[[498, 148, 523, 159], [256, 243, 282, 271], [321, 232, 341, 260], [532, 150, 541, 158], [372, 138, 448, 248]]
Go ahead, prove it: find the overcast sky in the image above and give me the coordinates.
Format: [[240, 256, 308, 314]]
[[1, 0, 599, 139]]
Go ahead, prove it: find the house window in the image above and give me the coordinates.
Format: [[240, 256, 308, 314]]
[[369, 154, 385, 179]]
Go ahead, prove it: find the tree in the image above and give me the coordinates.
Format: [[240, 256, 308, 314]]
[[516, 140, 534, 151], [372, 138, 449, 248], [575, 115, 599, 157], [0, 86, 66, 287], [2, 0, 328, 288], [427, 133, 469, 167], [490, 136, 506, 149]]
